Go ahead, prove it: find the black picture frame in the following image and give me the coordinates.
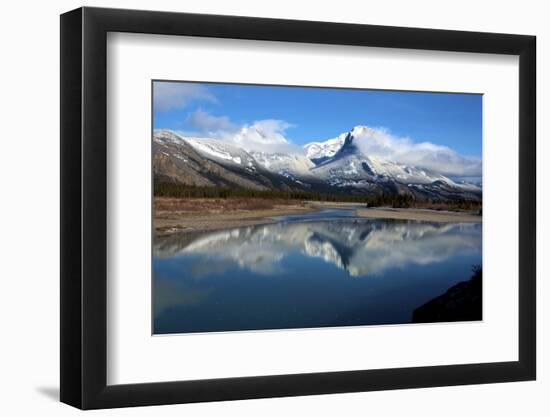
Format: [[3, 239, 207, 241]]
[[60, 6, 536, 410]]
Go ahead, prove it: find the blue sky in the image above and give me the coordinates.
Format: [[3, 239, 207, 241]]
[[153, 81, 482, 177]]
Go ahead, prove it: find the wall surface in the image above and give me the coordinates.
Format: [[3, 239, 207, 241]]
[[0, 0, 546, 415]]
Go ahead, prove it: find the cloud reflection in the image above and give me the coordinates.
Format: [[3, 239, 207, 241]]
[[154, 277, 213, 316]]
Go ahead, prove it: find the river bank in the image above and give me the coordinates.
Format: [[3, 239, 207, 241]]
[[154, 198, 482, 236], [355, 207, 481, 223], [154, 197, 318, 236]]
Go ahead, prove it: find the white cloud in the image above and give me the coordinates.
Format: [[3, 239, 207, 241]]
[[350, 126, 482, 177], [184, 111, 301, 155], [231, 120, 302, 154], [187, 109, 236, 133], [153, 82, 216, 112]]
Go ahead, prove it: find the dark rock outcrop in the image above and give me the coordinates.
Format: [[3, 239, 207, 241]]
[[412, 267, 482, 323]]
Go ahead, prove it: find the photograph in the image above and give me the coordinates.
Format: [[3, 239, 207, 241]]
[[152, 81, 483, 335]]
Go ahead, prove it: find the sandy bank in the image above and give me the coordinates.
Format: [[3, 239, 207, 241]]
[[355, 207, 482, 223]]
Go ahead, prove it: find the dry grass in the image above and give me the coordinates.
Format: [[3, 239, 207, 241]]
[[154, 197, 314, 236], [154, 197, 304, 213]]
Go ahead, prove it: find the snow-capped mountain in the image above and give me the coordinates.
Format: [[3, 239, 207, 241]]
[[249, 151, 315, 186], [306, 126, 482, 200], [153, 130, 301, 191], [153, 128, 482, 201], [304, 132, 349, 165], [182, 136, 260, 174]]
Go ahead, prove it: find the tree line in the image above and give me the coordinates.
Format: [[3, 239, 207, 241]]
[[155, 182, 374, 202], [154, 182, 481, 210]]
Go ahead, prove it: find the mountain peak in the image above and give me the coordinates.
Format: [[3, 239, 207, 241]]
[[349, 125, 377, 137], [303, 127, 371, 164]]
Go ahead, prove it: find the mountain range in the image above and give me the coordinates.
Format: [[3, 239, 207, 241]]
[[153, 127, 482, 201]]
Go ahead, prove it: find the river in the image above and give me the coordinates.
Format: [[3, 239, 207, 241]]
[[153, 208, 482, 334]]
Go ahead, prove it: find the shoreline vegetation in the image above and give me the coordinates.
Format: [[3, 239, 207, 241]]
[[154, 183, 481, 236]]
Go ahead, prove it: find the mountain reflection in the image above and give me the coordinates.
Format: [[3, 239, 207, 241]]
[[154, 219, 481, 278]]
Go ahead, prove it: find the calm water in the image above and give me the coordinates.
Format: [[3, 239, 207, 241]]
[[153, 209, 482, 334]]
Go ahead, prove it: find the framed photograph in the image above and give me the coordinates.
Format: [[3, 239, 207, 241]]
[[60, 7, 536, 409]]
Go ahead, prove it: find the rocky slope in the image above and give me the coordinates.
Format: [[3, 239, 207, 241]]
[[153, 130, 303, 191]]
